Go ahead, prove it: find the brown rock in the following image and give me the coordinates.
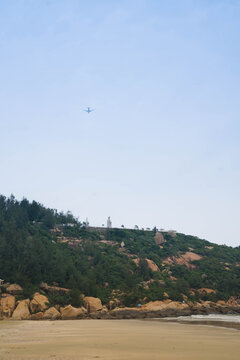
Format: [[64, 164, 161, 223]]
[[133, 258, 140, 266], [6, 283, 23, 295], [108, 300, 116, 310], [60, 305, 87, 319], [30, 312, 44, 320], [133, 258, 159, 272], [216, 300, 226, 306], [12, 299, 30, 320], [83, 297, 102, 313], [198, 288, 216, 295], [141, 300, 189, 312], [163, 252, 202, 269], [39, 282, 70, 295], [43, 307, 61, 320], [30, 292, 49, 313], [154, 232, 166, 245], [146, 259, 160, 272], [0, 294, 16, 318], [227, 296, 239, 306]]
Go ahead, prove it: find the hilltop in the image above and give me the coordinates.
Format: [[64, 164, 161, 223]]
[[0, 194, 240, 316]]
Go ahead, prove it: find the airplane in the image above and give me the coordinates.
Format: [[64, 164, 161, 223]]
[[83, 107, 94, 114]]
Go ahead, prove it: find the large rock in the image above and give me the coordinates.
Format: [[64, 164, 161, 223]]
[[43, 307, 61, 320], [12, 299, 30, 320], [83, 297, 102, 313], [30, 312, 44, 320], [163, 252, 202, 269], [133, 258, 159, 272], [146, 259, 160, 272], [197, 288, 216, 295], [30, 292, 49, 313], [6, 283, 23, 295], [0, 294, 16, 318], [60, 305, 87, 319], [39, 282, 70, 295], [142, 300, 189, 312], [154, 232, 166, 245]]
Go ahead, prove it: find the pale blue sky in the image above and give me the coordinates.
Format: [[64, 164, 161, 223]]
[[1, 0, 240, 246]]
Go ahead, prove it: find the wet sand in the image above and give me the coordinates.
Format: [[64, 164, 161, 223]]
[[0, 319, 240, 360]]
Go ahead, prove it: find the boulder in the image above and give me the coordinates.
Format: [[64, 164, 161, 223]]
[[60, 305, 87, 319], [142, 300, 189, 312], [101, 305, 108, 313], [6, 283, 23, 295], [43, 307, 61, 320], [227, 297, 239, 306], [83, 297, 102, 313], [39, 282, 70, 295], [146, 259, 160, 272], [12, 299, 30, 320], [0, 294, 16, 318], [30, 312, 44, 320], [154, 232, 166, 245], [216, 300, 226, 306], [30, 292, 49, 313], [133, 258, 159, 272], [198, 288, 216, 295]]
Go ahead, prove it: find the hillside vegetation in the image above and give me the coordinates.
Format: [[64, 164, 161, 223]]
[[0, 195, 240, 307]]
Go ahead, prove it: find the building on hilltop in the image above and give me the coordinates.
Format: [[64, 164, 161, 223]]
[[107, 216, 112, 228]]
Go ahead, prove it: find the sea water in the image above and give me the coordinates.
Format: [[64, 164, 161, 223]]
[[160, 314, 240, 329], [176, 314, 240, 323]]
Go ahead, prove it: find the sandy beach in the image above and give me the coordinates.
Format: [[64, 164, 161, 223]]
[[0, 320, 239, 360]]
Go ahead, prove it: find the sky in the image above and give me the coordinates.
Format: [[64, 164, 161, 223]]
[[0, 0, 240, 246]]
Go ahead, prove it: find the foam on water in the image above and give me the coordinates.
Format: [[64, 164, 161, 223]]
[[166, 314, 240, 323]]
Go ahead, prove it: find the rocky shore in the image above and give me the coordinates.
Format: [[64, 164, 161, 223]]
[[1, 283, 240, 321]]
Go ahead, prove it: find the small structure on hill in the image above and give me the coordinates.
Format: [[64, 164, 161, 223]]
[[107, 216, 112, 228]]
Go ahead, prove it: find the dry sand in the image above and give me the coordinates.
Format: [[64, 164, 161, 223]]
[[0, 319, 239, 360]]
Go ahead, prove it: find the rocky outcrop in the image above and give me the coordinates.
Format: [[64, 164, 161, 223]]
[[60, 305, 87, 319], [30, 292, 49, 313], [146, 259, 160, 272], [133, 258, 159, 272], [83, 297, 102, 313], [12, 299, 30, 320], [6, 283, 23, 295], [109, 300, 191, 319], [39, 282, 70, 295], [30, 312, 44, 320], [163, 252, 202, 269], [0, 294, 16, 318], [43, 307, 61, 320], [197, 288, 216, 295], [142, 300, 189, 312]]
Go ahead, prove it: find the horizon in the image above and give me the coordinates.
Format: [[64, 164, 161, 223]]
[[1, 0, 240, 247]]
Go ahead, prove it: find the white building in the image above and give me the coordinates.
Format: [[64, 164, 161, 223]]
[[107, 216, 112, 228]]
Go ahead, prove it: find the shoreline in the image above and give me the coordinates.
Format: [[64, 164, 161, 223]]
[[2, 312, 240, 330], [145, 317, 240, 331]]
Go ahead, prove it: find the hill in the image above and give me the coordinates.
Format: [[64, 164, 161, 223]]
[[0, 194, 240, 308]]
